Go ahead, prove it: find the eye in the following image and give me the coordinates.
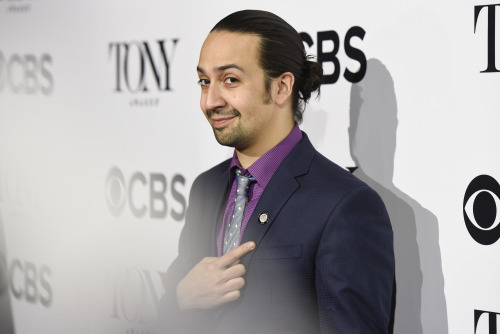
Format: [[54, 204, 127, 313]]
[[224, 77, 239, 84], [198, 78, 210, 86]]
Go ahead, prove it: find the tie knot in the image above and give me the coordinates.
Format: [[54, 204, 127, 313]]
[[235, 169, 255, 196]]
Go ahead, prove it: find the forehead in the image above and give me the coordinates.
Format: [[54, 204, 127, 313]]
[[198, 31, 262, 73]]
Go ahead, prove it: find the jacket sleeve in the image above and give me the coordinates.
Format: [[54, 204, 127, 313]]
[[315, 185, 395, 334]]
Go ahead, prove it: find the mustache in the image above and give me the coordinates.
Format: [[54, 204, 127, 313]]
[[207, 108, 241, 118]]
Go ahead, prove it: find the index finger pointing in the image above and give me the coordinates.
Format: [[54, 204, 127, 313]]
[[218, 242, 256, 267]]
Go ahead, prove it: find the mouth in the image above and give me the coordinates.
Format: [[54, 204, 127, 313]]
[[208, 109, 240, 129], [211, 115, 237, 128]]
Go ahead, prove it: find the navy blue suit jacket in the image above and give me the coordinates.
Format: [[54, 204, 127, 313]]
[[160, 134, 394, 334]]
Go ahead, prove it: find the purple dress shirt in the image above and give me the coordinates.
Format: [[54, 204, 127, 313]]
[[217, 124, 303, 256]]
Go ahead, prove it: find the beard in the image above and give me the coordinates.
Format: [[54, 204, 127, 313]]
[[208, 108, 250, 149]]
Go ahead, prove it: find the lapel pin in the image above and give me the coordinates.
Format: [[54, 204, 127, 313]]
[[258, 212, 269, 225]]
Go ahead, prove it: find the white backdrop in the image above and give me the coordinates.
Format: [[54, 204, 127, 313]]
[[1, 0, 499, 333]]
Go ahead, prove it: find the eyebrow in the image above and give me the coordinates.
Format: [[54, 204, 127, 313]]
[[197, 64, 245, 74]]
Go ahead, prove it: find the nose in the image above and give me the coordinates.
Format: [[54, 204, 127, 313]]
[[203, 83, 225, 112]]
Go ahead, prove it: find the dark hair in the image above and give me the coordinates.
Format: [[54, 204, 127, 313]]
[[211, 10, 322, 123]]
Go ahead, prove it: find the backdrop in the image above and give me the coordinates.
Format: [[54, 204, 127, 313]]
[[1, 1, 499, 333]]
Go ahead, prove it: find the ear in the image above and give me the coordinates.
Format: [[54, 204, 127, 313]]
[[274, 72, 294, 107]]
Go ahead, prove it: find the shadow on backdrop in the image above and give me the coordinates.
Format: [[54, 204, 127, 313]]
[[348, 59, 448, 334], [0, 212, 15, 333]]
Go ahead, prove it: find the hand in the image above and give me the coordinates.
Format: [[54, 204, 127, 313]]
[[176, 241, 256, 310]]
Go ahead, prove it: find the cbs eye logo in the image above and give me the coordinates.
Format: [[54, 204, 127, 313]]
[[463, 175, 500, 245], [105, 167, 126, 216]]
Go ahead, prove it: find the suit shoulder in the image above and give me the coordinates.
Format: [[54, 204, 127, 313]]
[[311, 152, 364, 187], [304, 153, 390, 228], [307, 152, 383, 201]]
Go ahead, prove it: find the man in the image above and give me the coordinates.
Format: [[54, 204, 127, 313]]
[[160, 10, 394, 334]]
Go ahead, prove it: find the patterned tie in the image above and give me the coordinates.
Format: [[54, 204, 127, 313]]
[[223, 169, 255, 254]]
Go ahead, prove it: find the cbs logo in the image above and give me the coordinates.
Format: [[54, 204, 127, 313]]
[[463, 174, 500, 245], [105, 166, 186, 221]]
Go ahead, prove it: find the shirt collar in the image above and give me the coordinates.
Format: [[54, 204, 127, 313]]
[[228, 124, 303, 186]]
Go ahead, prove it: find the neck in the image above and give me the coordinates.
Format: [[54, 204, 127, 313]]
[[235, 150, 261, 170], [236, 121, 295, 169]]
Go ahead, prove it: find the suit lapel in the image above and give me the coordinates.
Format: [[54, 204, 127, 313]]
[[240, 133, 316, 266], [241, 167, 299, 250]]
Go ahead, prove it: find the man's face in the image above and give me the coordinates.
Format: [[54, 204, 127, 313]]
[[197, 31, 276, 152]]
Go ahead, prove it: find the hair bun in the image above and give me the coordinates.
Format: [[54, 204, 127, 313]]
[[299, 59, 323, 104]]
